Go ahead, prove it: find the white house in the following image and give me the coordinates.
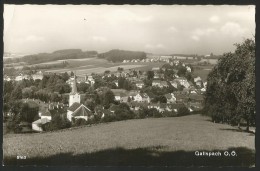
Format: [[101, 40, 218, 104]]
[[86, 75, 95, 85], [134, 93, 150, 103], [165, 93, 176, 103], [32, 118, 51, 132], [175, 77, 190, 88], [135, 81, 144, 89], [67, 103, 92, 122], [152, 80, 169, 88], [186, 66, 191, 72]]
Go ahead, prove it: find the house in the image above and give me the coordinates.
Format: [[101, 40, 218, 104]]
[[186, 66, 191, 72], [200, 87, 206, 92], [67, 102, 93, 121], [128, 90, 139, 99], [170, 80, 179, 89], [164, 93, 176, 103], [152, 67, 160, 71], [194, 76, 202, 83], [134, 93, 150, 103], [15, 73, 30, 81], [86, 75, 95, 85], [152, 80, 169, 88], [32, 118, 51, 132], [113, 80, 119, 87], [32, 71, 44, 80], [175, 77, 190, 88], [4, 75, 11, 81], [67, 74, 93, 122], [195, 80, 203, 87], [39, 110, 52, 120], [135, 81, 144, 89], [148, 103, 160, 111], [111, 89, 128, 101]]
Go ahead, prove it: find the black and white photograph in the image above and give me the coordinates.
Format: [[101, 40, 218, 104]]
[[3, 4, 256, 167]]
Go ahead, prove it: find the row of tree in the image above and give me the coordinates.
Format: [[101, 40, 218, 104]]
[[98, 49, 147, 62]]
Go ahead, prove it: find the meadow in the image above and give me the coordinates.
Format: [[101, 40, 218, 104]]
[[3, 114, 255, 166]]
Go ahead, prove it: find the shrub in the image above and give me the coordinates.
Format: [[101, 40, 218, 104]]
[[177, 107, 190, 116], [162, 111, 177, 117]]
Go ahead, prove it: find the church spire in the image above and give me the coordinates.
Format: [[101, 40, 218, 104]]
[[71, 71, 77, 94]]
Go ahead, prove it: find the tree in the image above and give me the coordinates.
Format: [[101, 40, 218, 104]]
[[10, 85, 22, 100], [103, 90, 115, 109], [177, 66, 187, 77], [77, 82, 89, 93], [204, 38, 255, 131], [117, 67, 124, 72], [147, 71, 154, 80]]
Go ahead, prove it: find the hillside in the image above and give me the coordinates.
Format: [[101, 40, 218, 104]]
[[98, 49, 147, 62], [3, 115, 255, 166], [4, 49, 98, 65]]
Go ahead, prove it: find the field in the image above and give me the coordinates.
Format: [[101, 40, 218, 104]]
[[45, 58, 166, 76], [3, 115, 255, 166]]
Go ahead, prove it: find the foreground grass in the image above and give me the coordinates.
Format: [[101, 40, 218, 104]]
[[3, 114, 255, 166]]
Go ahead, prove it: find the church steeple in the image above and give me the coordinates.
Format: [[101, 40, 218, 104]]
[[69, 71, 81, 107], [71, 72, 77, 94]]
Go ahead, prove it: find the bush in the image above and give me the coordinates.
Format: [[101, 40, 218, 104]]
[[73, 118, 87, 127], [101, 114, 116, 123], [162, 111, 177, 117], [177, 107, 190, 116]]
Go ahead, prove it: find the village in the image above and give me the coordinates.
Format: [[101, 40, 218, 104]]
[[4, 56, 206, 133]]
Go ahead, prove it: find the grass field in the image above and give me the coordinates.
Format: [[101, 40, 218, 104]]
[[3, 114, 255, 166]]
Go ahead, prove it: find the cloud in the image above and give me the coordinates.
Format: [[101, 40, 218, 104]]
[[168, 26, 178, 32], [191, 28, 216, 41], [220, 22, 247, 36], [209, 15, 220, 23], [145, 43, 165, 49], [92, 36, 107, 42]]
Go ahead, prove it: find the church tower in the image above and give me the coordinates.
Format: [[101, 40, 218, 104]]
[[69, 73, 81, 106]]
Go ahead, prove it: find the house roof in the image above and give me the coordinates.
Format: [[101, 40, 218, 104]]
[[72, 105, 92, 117], [42, 110, 51, 116], [128, 90, 139, 96], [67, 102, 81, 112], [136, 81, 144, 84], [140, 93, 149, 98]]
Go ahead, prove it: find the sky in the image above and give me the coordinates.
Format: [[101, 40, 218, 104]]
[[4, 5, 255, 55]]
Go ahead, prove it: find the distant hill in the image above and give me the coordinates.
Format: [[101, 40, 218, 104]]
[[4, 49, 98, 65], [98, 49, 147, 62]]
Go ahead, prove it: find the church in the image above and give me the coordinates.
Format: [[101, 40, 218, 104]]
[[67, 74, 93, 122]]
